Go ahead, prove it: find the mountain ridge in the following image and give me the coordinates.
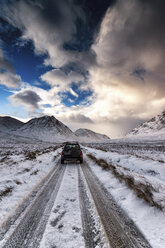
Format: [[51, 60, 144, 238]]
[[13, 115, 76, 142], [0, 115, 110, 142], [127, 110, 165, 139], [74, 128, 110, 141], [0, 116, 24, 131]]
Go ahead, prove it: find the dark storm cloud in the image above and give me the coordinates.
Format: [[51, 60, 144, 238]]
[[0, 0, 81, 33], [93, 0, 165, 102], [0, 0, 115, 68], [10, 90, 41, 109], [0, 0, 85, 67], [125, 0, 165, 53], [97, 0, 165, 74], [131, 67, 147, 81], [64, 0, 116, 51]]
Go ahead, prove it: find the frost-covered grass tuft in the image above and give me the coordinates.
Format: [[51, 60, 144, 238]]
[[0, 186, 13, 200], [25, 151, 37, 160], [87, 153, 163, 210]]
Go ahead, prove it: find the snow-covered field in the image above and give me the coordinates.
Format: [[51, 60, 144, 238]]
[[0, 135, 165, 248], [84, 143, 165, 248], [0, 141, 62, 227], [84, 139, 165, 162]]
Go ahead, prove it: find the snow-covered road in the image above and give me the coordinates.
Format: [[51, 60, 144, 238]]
[[0, 154, 153, 248]]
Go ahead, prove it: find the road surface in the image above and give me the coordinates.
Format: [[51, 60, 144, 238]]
[[0, 158, 152, 248]]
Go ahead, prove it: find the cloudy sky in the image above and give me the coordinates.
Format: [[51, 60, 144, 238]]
[[0, 0, 165, 138]]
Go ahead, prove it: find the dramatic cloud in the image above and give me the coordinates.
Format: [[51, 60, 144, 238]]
[[93, 0, 165, 73], [8, 83, 65, 115], [82, 0, 165, 136], [1, 0, 165, 137], [41, 69, 84, 89], [0, 71, 22, 88], [10, 90, 42, 109], [0, 40, 22, 88], [0, 0, 96, 68]]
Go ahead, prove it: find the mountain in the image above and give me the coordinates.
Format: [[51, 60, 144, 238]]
[[0, 115, 111, 143], [13, 115, 76, 142], [127, 110, 165, 139], [0, 116, 24, 132], [74, 128, 110, 142]]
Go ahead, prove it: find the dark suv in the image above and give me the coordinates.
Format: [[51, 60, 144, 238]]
[[61, 142, 83, 164]]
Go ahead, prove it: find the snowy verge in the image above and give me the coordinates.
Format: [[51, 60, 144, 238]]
[[85, 151, 165, 248], [84, 146, 165, 211], [83, 141, 165, 163], [0, 146, 62, 226]]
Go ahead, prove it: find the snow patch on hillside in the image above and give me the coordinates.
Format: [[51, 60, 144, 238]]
[[75, 128, 110, 142], [127, 111, 165, 140], [12, 116, 77, 142]]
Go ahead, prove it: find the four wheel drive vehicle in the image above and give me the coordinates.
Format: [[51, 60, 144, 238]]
[[61, 142, 83, 164]]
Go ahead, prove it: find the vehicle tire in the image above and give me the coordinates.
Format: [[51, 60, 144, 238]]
[[61, 159, 64, 164], [80, 159, 83, 164]]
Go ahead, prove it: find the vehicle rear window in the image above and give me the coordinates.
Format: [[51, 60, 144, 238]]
[[64, 144, 80, 150]]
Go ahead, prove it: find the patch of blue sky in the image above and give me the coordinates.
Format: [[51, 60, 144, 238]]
[[0, 85, 39, 118], [2, 39, 52, 90], [0, 86, 25, 117], [0, 104, 27, 118], [0, 85, 12, 100], [61, 83, 93, 107], [43, 104, 52, 108]]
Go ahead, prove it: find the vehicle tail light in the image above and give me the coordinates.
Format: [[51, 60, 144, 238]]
[[61, 151, 64, 156], [80, 151, 82, 156]]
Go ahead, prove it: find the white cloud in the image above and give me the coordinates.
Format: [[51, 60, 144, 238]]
[[78, 0, 165, 136], [1, 0, 97, 68], [41, 69, 84, 101], [0, 71, 22, 88], [3, 0, 165, 137], [1, 0, 95, 68], [41, 69, 84, 89]]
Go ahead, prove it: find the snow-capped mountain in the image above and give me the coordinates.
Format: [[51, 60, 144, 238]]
[[127, 110, 165, 139], [0, 115, 111, 143], [0, 116, 24, 132], [14, 115, 76, 142], [74, 128, 110, 142]]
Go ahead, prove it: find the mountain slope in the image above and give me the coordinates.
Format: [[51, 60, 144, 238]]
[[14, 115, 76, 142], [0, 115, 111, 143], [75, 128, 110, 142], [127, 111, 165, 139], [0, 116, 24, 132]]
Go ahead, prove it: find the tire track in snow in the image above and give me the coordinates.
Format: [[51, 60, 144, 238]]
[[80, 161, 152, 248], [1, 162, 66, 248], [78, 165, 108, 248], [0, 157, 61, 241]]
